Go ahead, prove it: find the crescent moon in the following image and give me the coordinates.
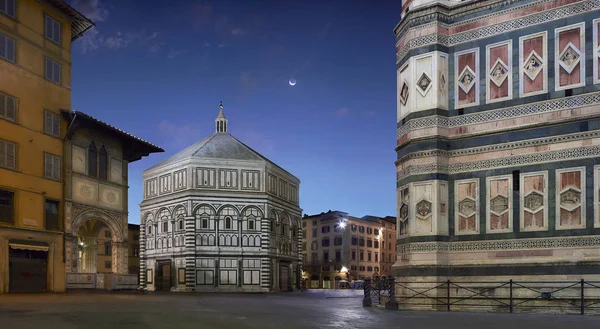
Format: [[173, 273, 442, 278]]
[[289, 78, 297, 86]]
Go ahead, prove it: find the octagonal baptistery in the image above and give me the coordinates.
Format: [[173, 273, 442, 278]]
[[139, 104, 302, 292]]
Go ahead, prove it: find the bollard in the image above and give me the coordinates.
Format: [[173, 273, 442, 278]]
[[385, 277, 398, 310], [363, 278, 372, 307]]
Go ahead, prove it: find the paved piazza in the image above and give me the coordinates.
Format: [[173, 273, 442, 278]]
[[0, 290, 598, 328]]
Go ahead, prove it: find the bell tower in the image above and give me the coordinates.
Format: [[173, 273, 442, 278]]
[[215, 102, 228, 133]]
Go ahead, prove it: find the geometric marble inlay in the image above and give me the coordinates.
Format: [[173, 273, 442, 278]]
[[490, 195, 509, 215], [458, 197, 476, 217], [490, 59, 509, 87], [559, 188, 581, 211], [458, 66, 476, 93], [416, 72, 432, 96], [524, 191, 544, 213], [400, 81, 409, 106], [558, 42, 581, 74], [523, 51, 543, 81], [416, 199, 432, 218]]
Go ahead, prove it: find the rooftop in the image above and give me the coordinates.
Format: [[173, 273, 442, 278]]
[[61, 109, 164, 162], [44, 0, 95, 41], [302, 210, 395, 224]]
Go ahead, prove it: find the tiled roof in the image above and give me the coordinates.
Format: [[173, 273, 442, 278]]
[[145, 132, 296, 179], [61, 109, 164, 152], [44, 0, 95, 41]]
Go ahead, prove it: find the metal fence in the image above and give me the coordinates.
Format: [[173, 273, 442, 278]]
[[362, 277, 600, 315]]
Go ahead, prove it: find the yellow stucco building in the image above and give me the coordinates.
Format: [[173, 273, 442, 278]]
[[0, 0, 93, 293]]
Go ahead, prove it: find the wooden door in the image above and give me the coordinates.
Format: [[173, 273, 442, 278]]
[[279, 265, 289, 292], [155, 263, 171, 291]]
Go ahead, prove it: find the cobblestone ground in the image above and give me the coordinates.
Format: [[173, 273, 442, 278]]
[[0, 289, 599, 329]]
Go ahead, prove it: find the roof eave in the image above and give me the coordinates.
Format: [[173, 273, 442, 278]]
[[42, 0, 95, 41]]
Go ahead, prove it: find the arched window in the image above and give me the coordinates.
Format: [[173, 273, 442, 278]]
[[98, 145, 108, 180], [88, 142, 97, 178], [248, 217, 255, 230], [225, 216, 232, 229]]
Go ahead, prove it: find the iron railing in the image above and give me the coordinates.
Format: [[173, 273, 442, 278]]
[[362, 278, 600, 315]]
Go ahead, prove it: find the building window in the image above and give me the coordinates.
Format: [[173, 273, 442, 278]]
[[98, 146, 108, 180], [201, 217, 209, 229], [374, 229, 379, 236], [351, 224, 357, 232], [225, 216, 232, 229], [105, 242, 112, 256], [0, 139, 16, 170], [374, 240, 379, 248], [44, 200, 59, 230], [367, 227, 372, 234], [105, 230, 111, 238], [45, 15, 61, 44], [133, 248, 139, 257], [359, 226, 365, 233], [334, 236, 342, 246], [0, 190, 14, 223], [367, 239, 373, 248], [0, 0, 15, 17], [43, 110, 60, 137], [178, 268, 186, 284], [351, 250, 356, 260], [0, 92, 16, 122], [302, 221, 306, 228], [382, 252, 385, 263], [335, 251, 341, 262], [359, 251, 364, 261], [322, 266, 330, 272], [44, 153, 60, 181], [105, 261, 111, 269], [367, 266, 372, 272], [359, 238, 365, 247], [147, 226, 152, 234], [375, 266, 379, 273], [321, 226, 330, 233], [368, 252, 372, 262], [302, 242, 306, 251], [351, 265, 357, 271], [248, 219, 255, 230], [312, 220, 317, 225], [163, 222, 168, 232], [311, 241, 318, 251], [196, 270, 214, 285], [302, 230, 306, 238], [351, 236, 357, 245], [0, 32, 15, 63], [321, 238, 330, 247], [323, 251, 329, 263], [312, 228, 317, 237], [178, 220, 184, 230], [359, 266, 365, 271], [88, 142, 97, 177], [44, 57, 61, 84], [375, 252, 378, 262]]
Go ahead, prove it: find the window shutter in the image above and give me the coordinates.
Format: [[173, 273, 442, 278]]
[[5, 142, 15, 169], [0, 33, 5, 58], [5, 36, 14, 62], [44, 110, 52, 134], [52, 112, 60, 137], [45, 57, 51, 80], [0, 93, 5, 118], [45, 154, 53, 178], [52, 155, 60, 180], [0, 141, 5, 168]]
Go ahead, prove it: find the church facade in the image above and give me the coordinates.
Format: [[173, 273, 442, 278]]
[[394, 0, 600, 290], [139, 104, 302, 292]]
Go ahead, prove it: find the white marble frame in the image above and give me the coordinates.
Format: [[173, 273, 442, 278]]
[[412, 52, 435, 98], [411, 181, 436, 237], [593, 19, 600, 85], [453, 178, 480, 236], [454, 47, 480, 110], [519, 171, 549, 232], [594, 165, 600, 228], [485, 175, 513, 234], [438, 52, 449, 110], [486, 40, 513, 104], [519, 31, 548, 98], [554, 22, 586, 91], [397, 62, 410, 122], [555, 166, 586, 230], [397, 183, 411, 239]]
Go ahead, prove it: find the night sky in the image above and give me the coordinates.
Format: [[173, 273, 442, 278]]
[[68, 0, 402, 222]]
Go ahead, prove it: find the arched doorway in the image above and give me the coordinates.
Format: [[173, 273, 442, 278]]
[[65, 203, 128, 290]]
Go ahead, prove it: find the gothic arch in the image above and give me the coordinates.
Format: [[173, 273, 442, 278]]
[[193, 203, 217, 216], [241, 205, 264, 218], [70, 209, 124, 242]]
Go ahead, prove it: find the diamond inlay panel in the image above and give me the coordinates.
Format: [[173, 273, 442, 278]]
[[524, 51, 543, 81], [416, 72, 432, 96], [559, 42, 581, 74], [490, 59, 509, 87], [458, 67, 476, 93]]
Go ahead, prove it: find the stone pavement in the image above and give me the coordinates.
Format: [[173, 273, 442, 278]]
[[0, 290, 598, 329]]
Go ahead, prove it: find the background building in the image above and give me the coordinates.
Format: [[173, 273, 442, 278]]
[[0, 0, 93, 293], [140, 104, 302, 292], [128, 224, 140, 277], [61, 110, 162, 290], [301, 211, 396, 289], [394, 0, 600, 301]]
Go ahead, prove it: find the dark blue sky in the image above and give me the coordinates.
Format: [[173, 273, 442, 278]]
[[68, 0, 401, 223]]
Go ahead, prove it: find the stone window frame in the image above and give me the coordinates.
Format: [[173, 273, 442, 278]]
[[554, 22, 586, 92], [519, 31, 548, 98], [519, 171, 549, 232], [555, 166, 586, 231], [594, 165, 600, 229], [454, 47, 480, 110], [453, 178, 480, 236], [485, 39, 512, 104], [593, 18, 600, 85], [485, 174, 513, 234]]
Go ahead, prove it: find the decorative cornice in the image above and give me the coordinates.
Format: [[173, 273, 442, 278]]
[[399, 235, 600, 253]]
